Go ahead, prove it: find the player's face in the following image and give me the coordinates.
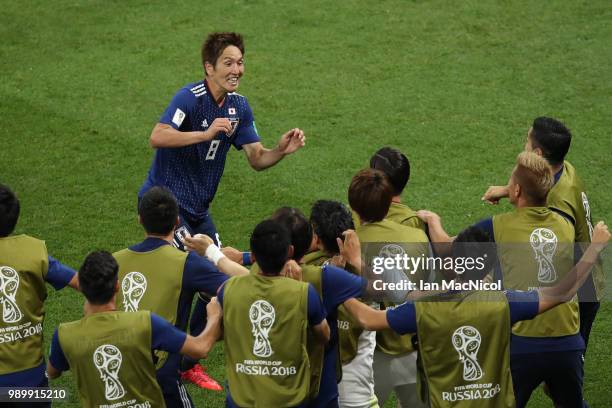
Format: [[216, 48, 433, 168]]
[[207, 45, 244, 94]]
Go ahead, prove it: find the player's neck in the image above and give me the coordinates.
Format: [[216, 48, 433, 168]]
[[145, 232, 174, 245], [205, 78, 227, 106], [84, 299, 117, 317], [391, 196, 401, 203], [550, 163, 563, 174]]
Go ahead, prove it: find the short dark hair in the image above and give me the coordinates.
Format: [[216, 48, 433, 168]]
[[348, 169, 393, 223], [370, 147, 411, 196], [138, 187, 179, 235], [310, 200, 354, 254], [452, 226, 497, 282], [271, 207, 312, 261], [0, 184, 20, 237], [79, 251, 118, 305], [530, 117, 572, 166], [250, 220, 291, 275], [201, 32, 245, 69]]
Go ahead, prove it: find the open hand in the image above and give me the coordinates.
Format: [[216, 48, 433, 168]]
[[278, 128, 305, 155]]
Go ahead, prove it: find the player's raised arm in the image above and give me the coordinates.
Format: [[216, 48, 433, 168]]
[[184, 234, 249, 276], [242, 128, 305, 171], [481, 185, 510, 204], [180, 297, 223, 359], [537, 221, 610, 313], [342, 298, 389, 331]]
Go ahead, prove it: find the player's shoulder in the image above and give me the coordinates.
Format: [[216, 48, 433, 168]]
[[227, 91, 247, 99], [173, 81, 207, 101]]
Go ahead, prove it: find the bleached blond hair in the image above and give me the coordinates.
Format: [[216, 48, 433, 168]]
[[512, 151, 554, 204]]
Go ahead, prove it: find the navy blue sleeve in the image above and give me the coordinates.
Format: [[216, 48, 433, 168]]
[[49, 329, 70, 371], [472, 218, 494, 241], [150, 313, 187, 353], [386, 302, 417, 335], [505, 290, 540, 324], [233, 99, 260, 149], [45, 256, 76, 290], [183, 252, 229, 296], [307, 284, 326, 326], [321, 265, 367, 312], [217, 283, 225, 309], [159, 88, 197, 130]]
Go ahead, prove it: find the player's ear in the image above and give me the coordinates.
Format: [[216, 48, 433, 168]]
[[250, 252, 256, 263], [532, 147, 544, 157], [287, 245, 295, 260], [114, 279, 119, 293], [174, 217, 181, 228], [204, 62, 214, 76]]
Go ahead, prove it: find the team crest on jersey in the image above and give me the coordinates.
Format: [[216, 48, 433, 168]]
[[0, 266, 23, 323], [94, 344, 126, 401], [530, 228, 558, 283], [173, 226, 190, 248], [452, 326, 484, 381], [228, 119, 240, 137]]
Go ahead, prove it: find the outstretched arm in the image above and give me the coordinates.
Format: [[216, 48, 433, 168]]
[[342, 298, 389, 331], [242, 128, 305, 171], [538, 221, 609, 313], [184, 235, 249, 276], [180, 297, 223, 359], [481, 185, 510, 205], [149, 121, 229, 148]]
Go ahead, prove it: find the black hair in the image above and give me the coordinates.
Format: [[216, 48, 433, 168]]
[[0, 184, 20, 237], [250, 220, 291, 275], [271, 207, 312, 261], [530, 117, 572, 166], [310, 200, 354, 254], [138, 187, 179, 235], [452, 226, 497, 282], [79, 251, 118, 305], [369, 147, 410, 196]]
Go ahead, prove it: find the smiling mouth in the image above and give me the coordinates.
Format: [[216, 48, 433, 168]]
[[227, 77, 239, 86]]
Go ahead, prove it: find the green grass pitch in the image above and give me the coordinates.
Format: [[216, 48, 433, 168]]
[[1, 0, 610, 406]]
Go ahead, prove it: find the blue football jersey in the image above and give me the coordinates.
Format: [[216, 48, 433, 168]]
[[140, 80, 260, 220]]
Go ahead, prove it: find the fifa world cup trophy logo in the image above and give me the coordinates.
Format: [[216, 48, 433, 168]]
[[452, 326, 484, 381], [249, 300, 275, 358], [93, 344, 126, 401], [530, 228, 558, 283], [0, 266, 23, 323], [121, 272, 147, 312]]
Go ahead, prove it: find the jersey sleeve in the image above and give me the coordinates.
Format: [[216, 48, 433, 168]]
[[233, 99, 260, 149], [386, 302, 417, 335], [307, 284, 326, 325], [472, 218, 494, 241], [504, 290, 540, 324], [45, 256, 76, 290], [159, 88, 197, 130], [150, 313, 187, 353], [182, 252, 229, 296], [48, 329, 70, 371], [321, 265, 367, 311]]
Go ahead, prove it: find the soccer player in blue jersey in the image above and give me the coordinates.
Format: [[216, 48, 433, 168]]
[[139, 31, 305, 387], [0, 184, 78, 407]]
